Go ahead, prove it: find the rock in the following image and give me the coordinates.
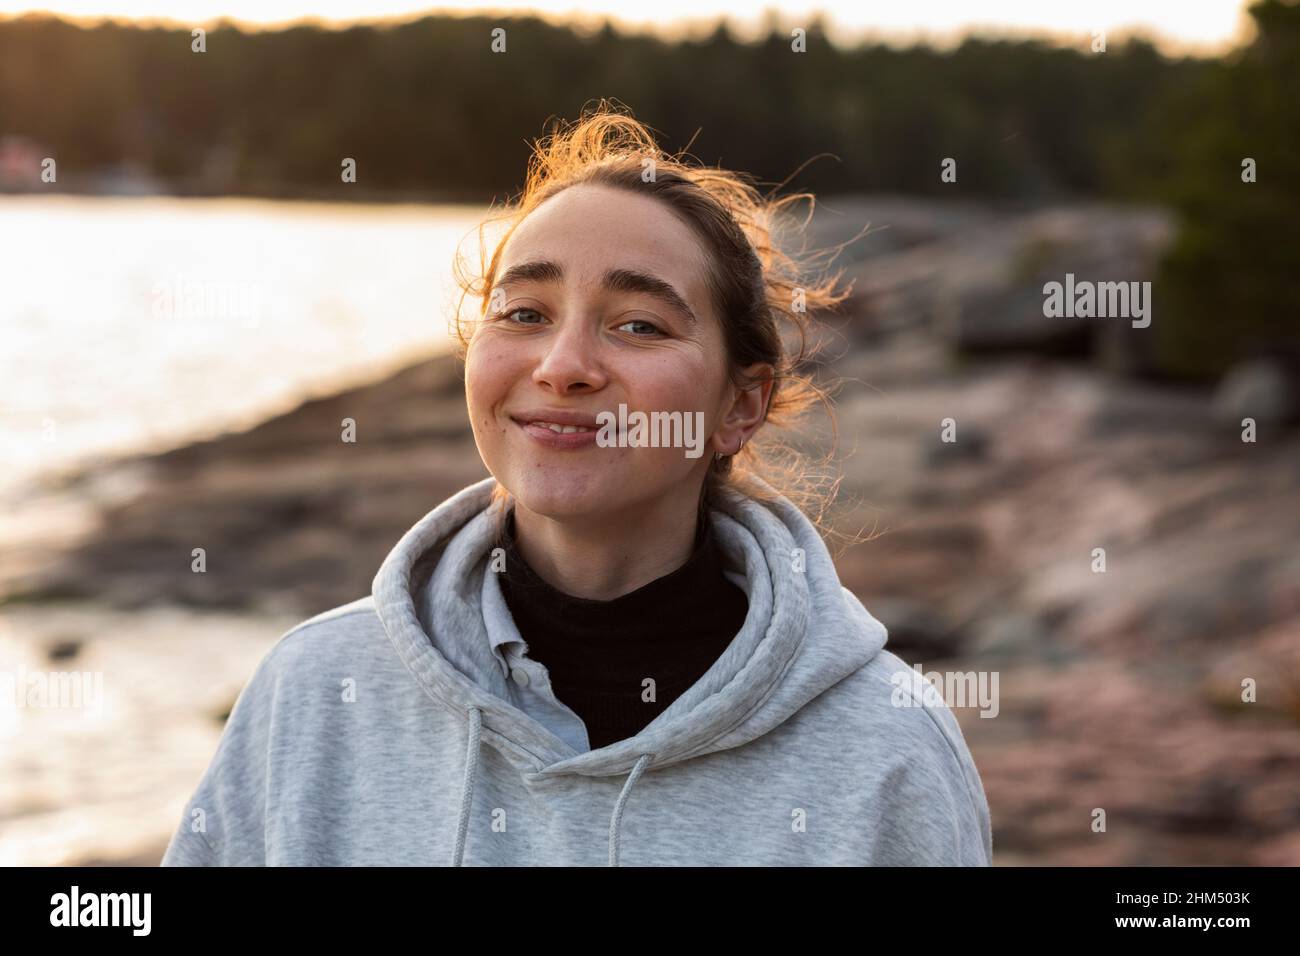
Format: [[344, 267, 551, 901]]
[[970, 611, 1051, 661], [868, 597, 965, 661], [46, 639, 82, 661], [1212, 357, 1300, 429], [1202, 618, 1300, 722], [7, 351, 486, 617], [935, 206, 1174, 358], [924, 424, 990, 465]]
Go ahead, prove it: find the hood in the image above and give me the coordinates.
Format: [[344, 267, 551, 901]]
[[372, 476, 888, 865]]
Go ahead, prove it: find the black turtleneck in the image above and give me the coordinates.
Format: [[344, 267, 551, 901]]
[[495, 509, 749, 750]]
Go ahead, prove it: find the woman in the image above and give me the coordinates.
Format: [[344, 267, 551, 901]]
[[161, 104, 992, 867]]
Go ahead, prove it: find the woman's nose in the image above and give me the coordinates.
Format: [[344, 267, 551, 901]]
[[532, 317, 607, 393]]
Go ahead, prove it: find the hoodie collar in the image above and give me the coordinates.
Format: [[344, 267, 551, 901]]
[[372, 476, 883, 779], [484, 506, 721, 679]]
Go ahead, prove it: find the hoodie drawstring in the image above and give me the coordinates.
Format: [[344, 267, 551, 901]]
[[451, 705, 654, 867], [451, 706, 482, 866], [608, 752, 653, 867]]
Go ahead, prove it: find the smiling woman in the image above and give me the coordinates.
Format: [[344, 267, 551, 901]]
[[452, 105, 858, 572], [161, 100, 993, 867], [464, 175, 785, 594]]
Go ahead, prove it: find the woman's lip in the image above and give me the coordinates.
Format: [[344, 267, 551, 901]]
[[515, 418, 601, 449]]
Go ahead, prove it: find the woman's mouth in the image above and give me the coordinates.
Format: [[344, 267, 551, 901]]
[[529, 421, 595, 434], [513, 418, 601, 449]]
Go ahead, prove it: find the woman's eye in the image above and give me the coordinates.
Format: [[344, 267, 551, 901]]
[[490, 308, 660, 335], [617, 316, 663, 336], [501, 307, 545, 325]]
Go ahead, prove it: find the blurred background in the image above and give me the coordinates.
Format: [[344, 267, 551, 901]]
[[1, 0, 1297, 866]]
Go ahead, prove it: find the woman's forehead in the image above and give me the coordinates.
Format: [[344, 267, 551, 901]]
[[491, 188, 712, 319], [500, 184, 709, 288]]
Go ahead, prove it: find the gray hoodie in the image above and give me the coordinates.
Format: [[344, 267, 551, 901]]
[[161, 476, 992, 866]]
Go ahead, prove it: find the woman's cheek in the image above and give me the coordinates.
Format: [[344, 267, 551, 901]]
[[465, 342, 509, 415]]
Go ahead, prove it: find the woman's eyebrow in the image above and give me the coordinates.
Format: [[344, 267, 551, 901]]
[[495, 259, 697, 324]]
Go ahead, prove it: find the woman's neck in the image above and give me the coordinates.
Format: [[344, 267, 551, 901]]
[[510, 493, 702, 601]]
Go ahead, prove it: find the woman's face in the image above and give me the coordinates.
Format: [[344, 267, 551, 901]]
[[465, 182, 755, 523]]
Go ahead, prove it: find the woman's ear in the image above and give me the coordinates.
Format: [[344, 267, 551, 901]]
[[713, 363, 774, 456]]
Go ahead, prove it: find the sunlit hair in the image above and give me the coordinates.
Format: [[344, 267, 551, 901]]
[[451, 98, 866, 547]]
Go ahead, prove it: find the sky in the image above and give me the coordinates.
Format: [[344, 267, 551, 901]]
[[0, 1, 1256, 54]]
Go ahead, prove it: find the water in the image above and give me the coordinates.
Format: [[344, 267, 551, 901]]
[[0, 195, 494, 864], [0, 195, 488, 492]]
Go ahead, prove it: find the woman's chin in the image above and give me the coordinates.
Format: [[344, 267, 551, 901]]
[[503, 472, 617, 519]]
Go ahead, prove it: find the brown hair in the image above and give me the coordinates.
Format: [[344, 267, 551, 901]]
[[451, 99, 865, 550]]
